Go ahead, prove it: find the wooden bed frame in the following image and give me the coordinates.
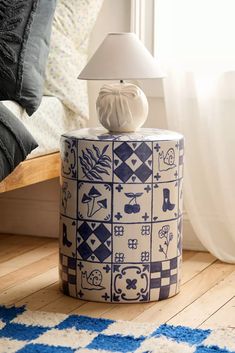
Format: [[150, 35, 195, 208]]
[[0, 152, 60, 193]]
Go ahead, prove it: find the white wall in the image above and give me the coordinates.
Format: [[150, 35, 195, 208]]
[[0, 0, 204, 251]]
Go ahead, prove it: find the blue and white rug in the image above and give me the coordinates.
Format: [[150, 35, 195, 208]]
[[0, 305, 234, 353]]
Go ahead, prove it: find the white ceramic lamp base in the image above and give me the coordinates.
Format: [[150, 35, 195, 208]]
[[96, 82, 148, 132]]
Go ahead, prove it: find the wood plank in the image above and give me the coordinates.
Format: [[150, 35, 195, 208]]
[[15, 283, 62, 310], [0, 235, 49, 263], [95, 260, 233, 322], [41, 295, 86, 314], [71, 251, 215, 319], [15, 281, 86, 313], [181, 252, 216, 284], [200, 296, 235, 329], [1, 234, 234, 329], [168, 270, 235, 327], [17, 251, 198, 316], [71, 302, 114, 317], [0, 252, 58, 291], [0, 241, 57, 277], [0, 152, 60, 193], [182, 250, 196, 262], [0, 268, 58, 306], [132, 261, 235, 324]]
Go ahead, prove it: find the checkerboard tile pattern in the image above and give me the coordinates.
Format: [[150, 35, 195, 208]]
[[0, 306, 234, 353], [59, 254, 77, 297], [150, 257, 180, 301]]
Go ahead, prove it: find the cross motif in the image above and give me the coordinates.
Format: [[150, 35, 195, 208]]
[[154, 173, 161, 181], [102, 293, 110, 301], [103, 264, 111, 273], [115, 212, 123, 221], [142, 212, 149, 221], [154, 143, 161, 152], [144, 185, 151, 193], [77, 262, 84, 270], [116, 184, 123, 192], [78, 290, 84, 298]]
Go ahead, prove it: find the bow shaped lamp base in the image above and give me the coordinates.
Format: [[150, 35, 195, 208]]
[[96, 82, 148, 132]]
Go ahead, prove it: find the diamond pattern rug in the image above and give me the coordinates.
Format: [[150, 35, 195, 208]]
[[0, 305, 234, 353]]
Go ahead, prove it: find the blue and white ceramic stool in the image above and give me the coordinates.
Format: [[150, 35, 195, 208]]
[[60, 127, 184, 303]]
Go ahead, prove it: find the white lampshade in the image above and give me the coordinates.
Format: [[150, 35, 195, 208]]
[[78, 32, 165, 80]]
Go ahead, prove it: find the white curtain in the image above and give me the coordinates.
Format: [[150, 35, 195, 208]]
[[156, 0, 235, 263]]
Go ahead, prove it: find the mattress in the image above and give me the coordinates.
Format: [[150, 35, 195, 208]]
[[3, 97, 86, 159]]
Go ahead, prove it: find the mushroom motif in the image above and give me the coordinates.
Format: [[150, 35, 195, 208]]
[[82, 186, 107, 217], [81, 193, 92, 216]]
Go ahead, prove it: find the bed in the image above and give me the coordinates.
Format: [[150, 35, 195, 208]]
[[0, 97, 85, 193], [0, 0, 103, 194]]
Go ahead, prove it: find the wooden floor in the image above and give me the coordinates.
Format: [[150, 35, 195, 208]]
[[0, 234, 234, 329]]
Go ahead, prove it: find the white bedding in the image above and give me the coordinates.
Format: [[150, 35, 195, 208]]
[[3, 97, 86, 159]]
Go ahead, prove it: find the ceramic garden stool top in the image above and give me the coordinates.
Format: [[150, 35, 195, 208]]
[[60, 127, 184, 303]]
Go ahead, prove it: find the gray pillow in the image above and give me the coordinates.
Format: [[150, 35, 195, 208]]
[[0, 103, 38, 182], [0, 0, 57, 115]]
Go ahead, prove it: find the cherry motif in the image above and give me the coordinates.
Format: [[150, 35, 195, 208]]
[[124, 192, 143, 214]]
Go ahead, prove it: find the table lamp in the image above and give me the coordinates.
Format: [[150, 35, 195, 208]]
[[78, 32, 165, 132]]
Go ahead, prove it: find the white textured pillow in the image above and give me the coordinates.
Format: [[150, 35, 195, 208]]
[[44, 0, 103, 120]]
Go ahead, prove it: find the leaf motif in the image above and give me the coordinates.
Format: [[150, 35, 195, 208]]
[[102, 155, 111, 162], [0, 42, 16, 63], [80, 144, 111, 180], [135, 193, 143, 198], [0, 0, 25, 83], [0, 32, 21, 43], [86, 148, 97, 163], [94, 166, 110, 175], [81, 166, 93, 180], [82, 150, 93, 167], [88, 170, 103, 180], [0, 56, 14, 80], [93, 145, 101, 159], [125, 193, 135, 198], [1, 17, 22, 31], [79, 156, 89, 171], [99, 160, 111, 168], [102, 144, 109, 154]]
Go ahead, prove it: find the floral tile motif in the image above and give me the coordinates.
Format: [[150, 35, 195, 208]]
[[152, 181, 179, 222], [113, 183, 152, 223], [78, 141, 112, 182], [61, 137, 77, 179], [59, 216, 76, 258], [113, 141, 153, 183], [77, 221, 112, 263], [113, 223, 151, 263], [152, 221, 178, 261], [77, 261, 111, 302], [60, 178, 77, 218], [77, 182, 112, 222], [112, 264, 150, 302]]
